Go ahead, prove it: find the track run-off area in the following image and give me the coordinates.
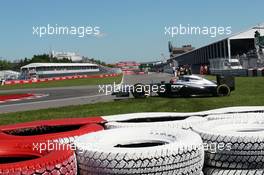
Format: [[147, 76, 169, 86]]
[[0, 73, 171, 113]]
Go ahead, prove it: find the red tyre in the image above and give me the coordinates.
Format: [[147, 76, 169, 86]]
[[0, 141, 77, 175], [0, 117, 105, 143]]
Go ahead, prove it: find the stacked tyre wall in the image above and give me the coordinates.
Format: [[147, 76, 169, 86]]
[[0, 106, 264, 175], [0, 117, 105, 175]]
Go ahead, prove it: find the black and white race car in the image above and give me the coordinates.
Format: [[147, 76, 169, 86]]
[[153, 75, 234, 98], [114, 75, 234, 98]]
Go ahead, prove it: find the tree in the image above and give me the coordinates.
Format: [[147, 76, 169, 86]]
[[0, 60, 12, 70]]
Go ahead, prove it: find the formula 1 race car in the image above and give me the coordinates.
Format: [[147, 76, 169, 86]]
[[114, 75, 235, 98]]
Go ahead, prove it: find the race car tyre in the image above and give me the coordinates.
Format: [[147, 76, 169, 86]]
[[75, 127, 204, 175], [157, 91, 166, 97], [105, 116, 206, 130], [203, 167, 264, 175], [132, 83, 148, 98], [216, 84, 230, 96], [0, 141, 77, 175], [0, 117, 104, 143], [193, 117, 264, 169], [206, 112, 264, 121]]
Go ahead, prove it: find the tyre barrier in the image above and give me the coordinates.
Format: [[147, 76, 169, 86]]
[[102, 107, 264, 123], [203, 167, 264, 175], [206, 112, 264, 121], [1, 107, 264, 174], [195, 106, 264, 116], [193, 117, 264, 169], [0, 117, 105, 143], [75, 127, 204, 175], [103, 112, 192, 122], [0, 141, 77, 175], [105, 115, 206, 130]]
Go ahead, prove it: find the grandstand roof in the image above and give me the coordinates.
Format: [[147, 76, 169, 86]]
[[172, 23, 264, 59], [21, 63, 98, 69]]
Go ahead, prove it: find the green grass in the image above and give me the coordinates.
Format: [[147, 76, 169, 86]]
[[0, 75, 122, 90], [0, 76, 263, 125]]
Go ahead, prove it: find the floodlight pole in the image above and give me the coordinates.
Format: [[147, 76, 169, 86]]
[[227, 39, 231, 62]]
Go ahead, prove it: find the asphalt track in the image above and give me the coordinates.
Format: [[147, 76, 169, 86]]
[[0, 73, 172, 113]]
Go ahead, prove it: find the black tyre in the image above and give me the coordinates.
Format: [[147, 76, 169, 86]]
[[157, 91, 167, 97], [132, 83, 147, 98], [216, 84, 230, 96]]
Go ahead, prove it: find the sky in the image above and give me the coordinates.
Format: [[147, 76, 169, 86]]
[[0, 0, 263, 63]]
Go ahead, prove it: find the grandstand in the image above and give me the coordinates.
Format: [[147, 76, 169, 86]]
[[21, 63, 99, 79], [0, 70, 20, 80], [169, 24, 264, 75]]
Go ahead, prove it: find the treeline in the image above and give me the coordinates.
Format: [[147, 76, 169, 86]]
[[82, 57, 106, 66], [0, 60, 14, 70], [0, 54, 71, 71], [0, 54, 107, 71]]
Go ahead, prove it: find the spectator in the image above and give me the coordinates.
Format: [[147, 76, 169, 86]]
[[204, 65, 208, 75], [186, 64, 192, 75], [179, 66, 184, 75], [1, 79, 5, 86], [174, 67, 178, 77], [170, 77, 178, 84], [172, 66, 176, 77], [200, 65, 204, 75], [176, 67, 180, 76]]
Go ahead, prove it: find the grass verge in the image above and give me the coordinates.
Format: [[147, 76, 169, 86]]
[[0, 76, 263, 125]]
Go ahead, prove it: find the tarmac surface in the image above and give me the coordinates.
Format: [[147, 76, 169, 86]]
[[0, 73, 172, 113]]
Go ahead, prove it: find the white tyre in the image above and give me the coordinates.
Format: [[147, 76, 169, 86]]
[[199, 106, 264, 115], [102, 107, 264, 123], [75, 127, 204, 175], [203, 167, 264, 175], [105, 115, 206, 130], [193, 117, 264, 169], [103, 112, 194, 122], [206, 112, 264, 121]]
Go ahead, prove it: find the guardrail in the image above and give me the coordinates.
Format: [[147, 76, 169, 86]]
[[3, 73, 122, 86]]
